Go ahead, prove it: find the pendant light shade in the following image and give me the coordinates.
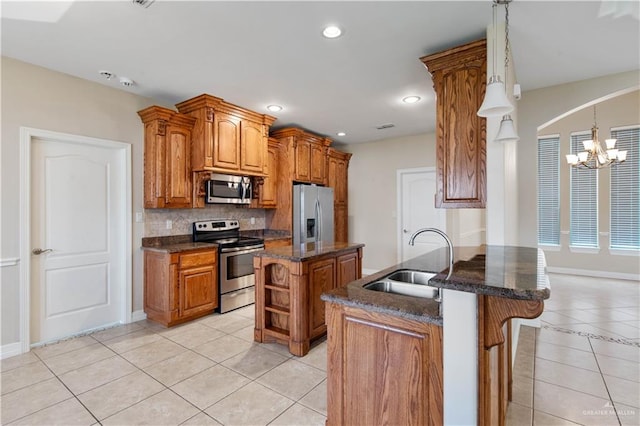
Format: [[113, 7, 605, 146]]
[[477, 76, 513, 117], [495, 114, 519, 142]]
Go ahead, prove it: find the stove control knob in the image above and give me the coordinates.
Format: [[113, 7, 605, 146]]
[[203, 224, 207, 228]]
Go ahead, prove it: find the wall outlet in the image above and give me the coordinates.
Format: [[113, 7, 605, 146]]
[[166, 220, 172, 229], [250, 217, 256, 225], [135, 212, 144, 223]]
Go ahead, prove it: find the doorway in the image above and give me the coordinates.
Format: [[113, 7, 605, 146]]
[[397, 167, 446, 263], [20, 128, 132, 350]]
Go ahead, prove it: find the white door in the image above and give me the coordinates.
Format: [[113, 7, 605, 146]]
[[398, 168, 446, 262], [30, 136, 126, 344]]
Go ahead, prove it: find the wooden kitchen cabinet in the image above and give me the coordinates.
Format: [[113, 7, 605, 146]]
[[327, 148, 352, 242], [325, 302, 443, 426], [421, 39, 487, 208], [254, 245, 363, 356], [143, 248, 217, 327], [308, 257, 336, 340], [252, 137, 279, 209], [175, 94, 276, 177], [266, 128, 351, 238], [138, 106, 197, 209], [271, 127, 331, 184]]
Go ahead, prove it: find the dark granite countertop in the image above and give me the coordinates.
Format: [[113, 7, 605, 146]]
[[141, 235, 218, 253], [321, 245, 550, 326], [255, 242, 365, 262]]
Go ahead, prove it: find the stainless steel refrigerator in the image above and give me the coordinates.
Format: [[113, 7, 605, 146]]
[[293, 184, 334, 246]]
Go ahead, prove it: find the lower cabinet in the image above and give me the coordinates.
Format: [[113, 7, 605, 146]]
[[144, 248, 217, 326], [325, 302, 443, 426], [254, 246, 363, 356]]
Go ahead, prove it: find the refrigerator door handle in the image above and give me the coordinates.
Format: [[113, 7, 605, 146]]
[[315, 199, 321, 242]]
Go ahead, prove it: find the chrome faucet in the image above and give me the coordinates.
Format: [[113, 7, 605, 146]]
[[408, 228, 454, 280]]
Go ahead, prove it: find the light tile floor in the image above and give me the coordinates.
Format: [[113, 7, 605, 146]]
[[1, 273, 638, 425]]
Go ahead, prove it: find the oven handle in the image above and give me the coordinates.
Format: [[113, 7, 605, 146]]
[[220, 244, 265, 254]]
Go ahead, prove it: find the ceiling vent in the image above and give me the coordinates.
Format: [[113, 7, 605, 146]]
[[132, 0, 155, 8], [376, 123, 395, 130]]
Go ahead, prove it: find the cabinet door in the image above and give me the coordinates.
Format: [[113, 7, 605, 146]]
[[326, 305, 443, 426], [336, 251, 358, 287], [310, 143, 326, 184], [179, 264, 217, 318], [334, 204, 348, 243], [165, 124, 192, 208], [308, 258, 335, 339], [213, 112, 241, 170], [258, 141, 278, 207], [240, 120, 266, 174], [295, 140, 311, 182]]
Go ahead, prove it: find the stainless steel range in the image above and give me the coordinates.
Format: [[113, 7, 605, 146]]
[[192, 219, 264, 313]]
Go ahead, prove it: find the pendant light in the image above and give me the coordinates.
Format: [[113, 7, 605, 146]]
[[495, 0, 519, 142], [477, 1, 513, 118]]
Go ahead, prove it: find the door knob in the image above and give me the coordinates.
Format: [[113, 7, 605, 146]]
[[32, 248, 52, 255]]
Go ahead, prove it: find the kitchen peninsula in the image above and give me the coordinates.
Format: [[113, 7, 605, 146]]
[[253, 242, 364, 356], [322, 245, 550, 426]]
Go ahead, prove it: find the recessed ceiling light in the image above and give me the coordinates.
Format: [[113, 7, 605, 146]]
[[322, 25, 342, 39], [336, 132, 347, 137], [266, 105, 283, 112], [402, 95, 421, 104], [119, 77, 134, 87]]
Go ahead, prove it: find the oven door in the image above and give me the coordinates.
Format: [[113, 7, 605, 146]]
[[219, 244, 264, 294]]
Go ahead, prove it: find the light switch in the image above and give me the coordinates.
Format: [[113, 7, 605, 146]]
[[135, 212, 144, 223]]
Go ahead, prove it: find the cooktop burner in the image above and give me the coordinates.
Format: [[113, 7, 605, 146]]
[[192, 219, 264, 248]]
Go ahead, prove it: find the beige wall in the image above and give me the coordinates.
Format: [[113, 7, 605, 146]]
[[0, 58, 266, 348], [537, 90, 640, 276], [343, 133, 485, 272], [517, 71, 640, 278]]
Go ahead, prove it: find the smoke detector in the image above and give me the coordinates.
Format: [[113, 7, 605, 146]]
[[132, 0, 155, 8], [119, 77, 134, 87], [99, 70, 114, 80]]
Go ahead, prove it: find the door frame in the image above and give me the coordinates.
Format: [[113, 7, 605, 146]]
[[19, 127, 132, 353], [396, 167, 445, 263]]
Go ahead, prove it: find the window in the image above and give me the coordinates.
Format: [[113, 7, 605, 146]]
[[538, 135, 560, 245], [610, 126, 640, 249], [570, 132, 599, 248]]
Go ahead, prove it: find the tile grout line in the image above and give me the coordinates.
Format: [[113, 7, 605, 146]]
[[587, 337, 623, 426]]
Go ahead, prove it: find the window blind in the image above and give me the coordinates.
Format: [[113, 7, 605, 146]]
[[610, 126, 639, 249], [570, 132, 598, 248], [538, 136, 560, 245]]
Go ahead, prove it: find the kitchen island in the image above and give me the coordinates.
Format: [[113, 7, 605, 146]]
[[253, 242, 364, 356], [322, 245, 549, 426]]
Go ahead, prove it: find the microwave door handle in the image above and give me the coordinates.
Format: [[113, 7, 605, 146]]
[[241, 180, 247, 202]]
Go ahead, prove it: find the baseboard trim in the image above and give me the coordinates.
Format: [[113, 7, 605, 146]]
[[131, 310, 147, 322], [1, 342, 23, 359], [546, 267, 640, 282]]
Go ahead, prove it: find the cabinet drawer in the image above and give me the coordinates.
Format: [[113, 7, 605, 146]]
[[180, 251, 216, 268]]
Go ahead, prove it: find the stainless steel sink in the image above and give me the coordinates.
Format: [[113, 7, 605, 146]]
[[363, 270, 440, 299], [385, 270, 436, 285]]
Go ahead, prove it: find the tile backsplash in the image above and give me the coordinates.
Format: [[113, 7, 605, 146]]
[[143, 205, 266, 237]]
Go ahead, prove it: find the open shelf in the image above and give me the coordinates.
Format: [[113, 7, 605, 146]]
[[265, 304, 290, 315], [264, 326, 290, 340]]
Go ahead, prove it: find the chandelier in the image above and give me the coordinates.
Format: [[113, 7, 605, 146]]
[[566, 106, 627, 169]]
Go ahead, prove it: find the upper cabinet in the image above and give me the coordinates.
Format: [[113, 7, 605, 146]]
[[176, 94, 276, 177], [252, 137, 280, 209], [327, 148, 352, 242], [138, 106, 197, 209], [272, 127, 331, 185], [421, 39, 487, 208]]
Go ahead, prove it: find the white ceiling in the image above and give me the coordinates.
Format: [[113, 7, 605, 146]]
[[2, 1, 639, 144]]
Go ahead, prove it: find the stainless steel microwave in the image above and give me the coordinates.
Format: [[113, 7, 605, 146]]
[[205, 173, 252, 204]]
